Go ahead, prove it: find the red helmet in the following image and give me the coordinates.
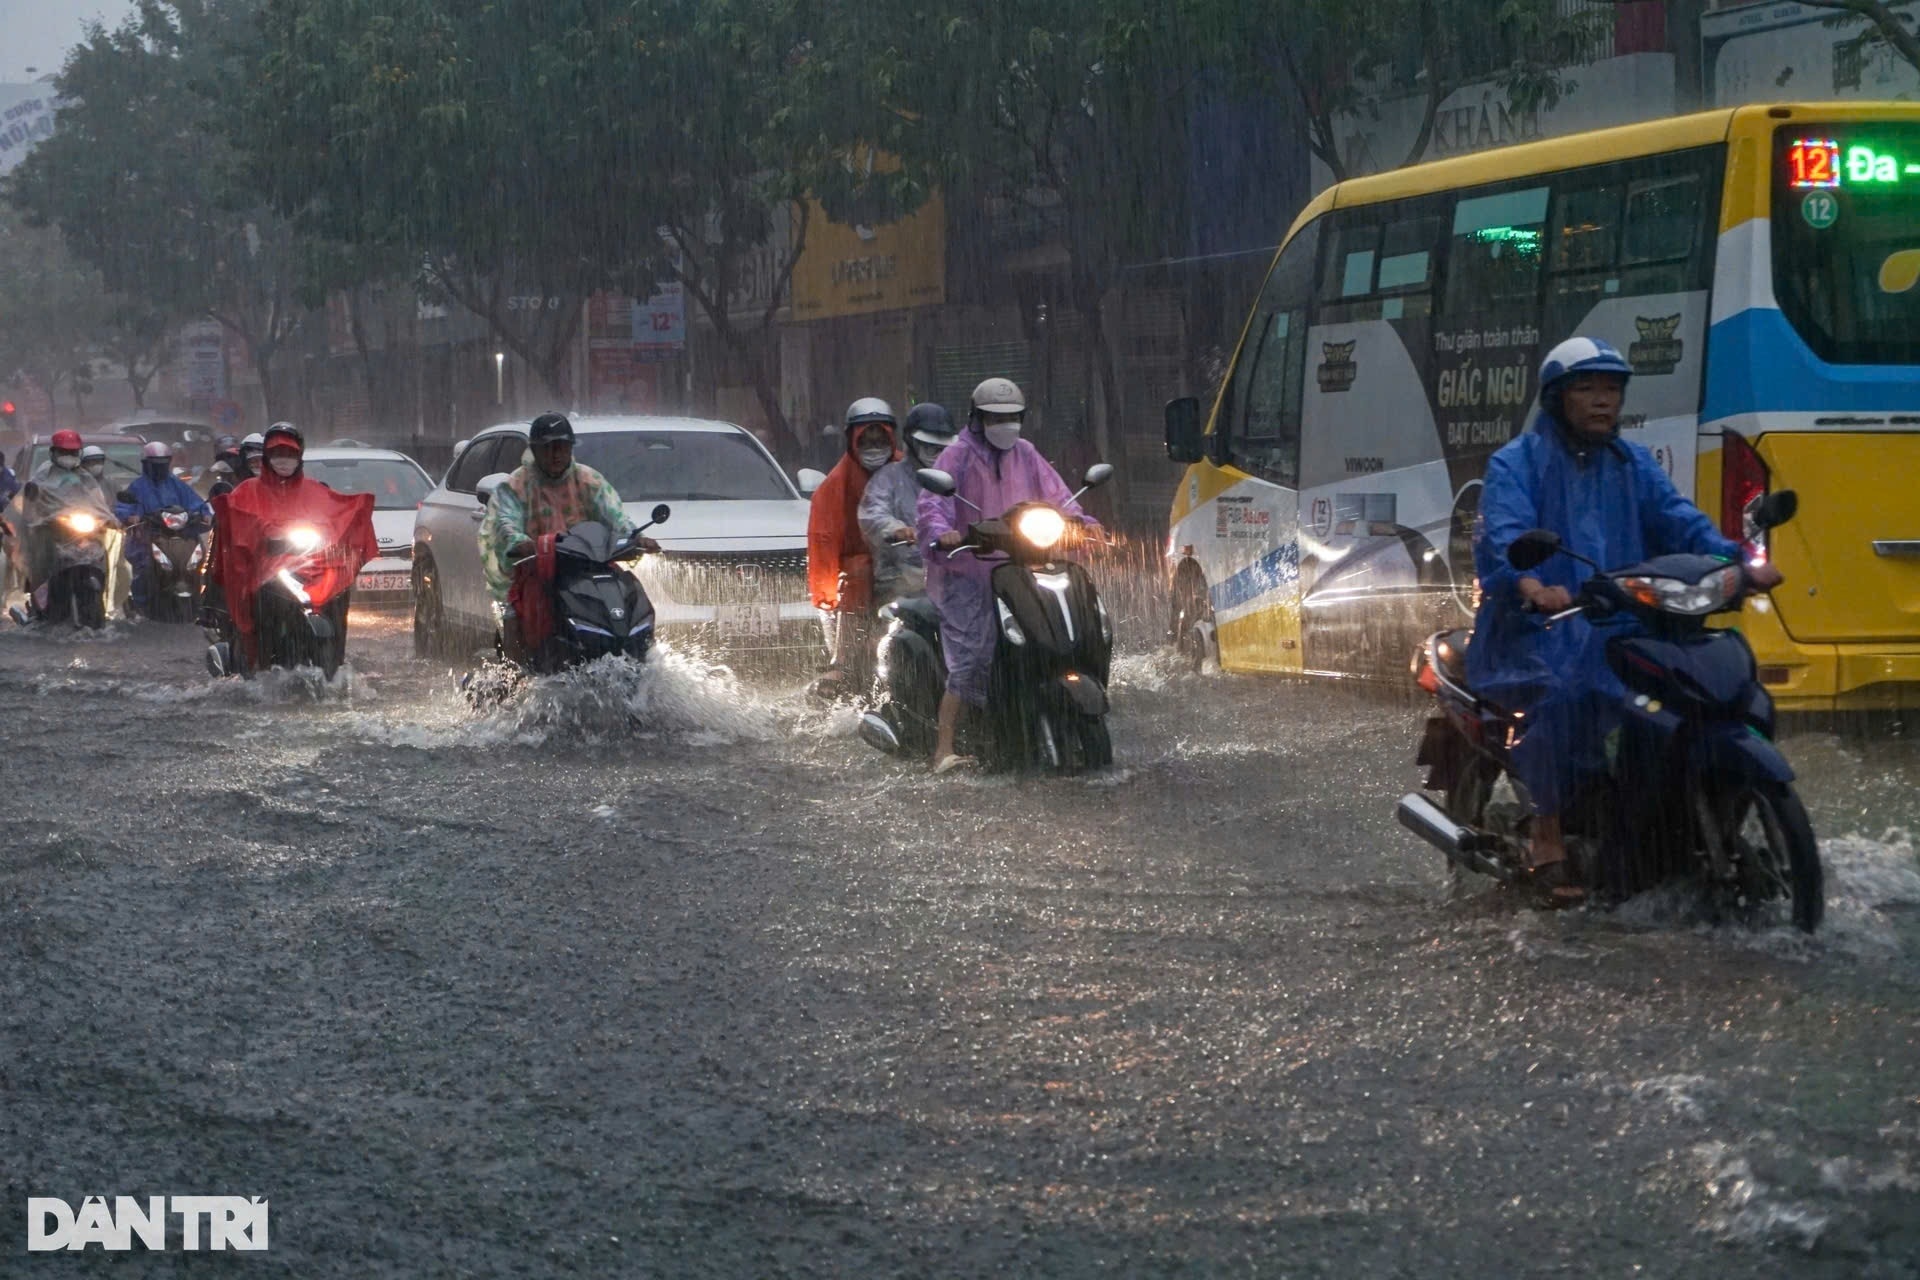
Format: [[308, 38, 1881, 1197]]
[[50, 429, 83, 452]]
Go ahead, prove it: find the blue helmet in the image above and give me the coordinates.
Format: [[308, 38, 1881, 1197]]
[[1538, 337, 1632, 422]]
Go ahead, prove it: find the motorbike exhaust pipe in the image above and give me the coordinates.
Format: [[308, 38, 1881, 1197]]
[[1396, 792, 1508, 880]]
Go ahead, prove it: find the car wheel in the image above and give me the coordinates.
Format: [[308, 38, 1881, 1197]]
[[413, 556, 446, 658]]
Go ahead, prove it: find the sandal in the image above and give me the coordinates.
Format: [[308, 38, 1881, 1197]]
[[1525, 853, 1588, 907], [932, 753, 976, 776]]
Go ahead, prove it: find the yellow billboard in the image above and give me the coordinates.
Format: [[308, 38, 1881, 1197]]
[[790, 194, 946, 321]]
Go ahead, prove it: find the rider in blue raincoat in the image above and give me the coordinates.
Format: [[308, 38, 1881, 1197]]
[[1466, 337, 1782, 884], [114, 441, 212, 616]]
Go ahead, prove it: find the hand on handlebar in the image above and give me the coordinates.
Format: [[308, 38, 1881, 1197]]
[[635, 535, 661, 555], [1518, 577, 1573, 614], [508, 539, 534, 562], [936, 531, 966, 550], [1746, 561, 1784, 591]]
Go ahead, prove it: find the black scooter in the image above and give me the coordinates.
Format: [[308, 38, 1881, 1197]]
[[119, 493, 208, 623], [1398, 490, 1823, 931], [858, 463, 1115, 772], [511, 508, 669, 674]]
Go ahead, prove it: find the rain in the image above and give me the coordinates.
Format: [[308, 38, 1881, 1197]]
[[3, 0, 1920, 1273]]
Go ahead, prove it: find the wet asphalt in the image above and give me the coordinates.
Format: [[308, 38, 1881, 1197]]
[[1, 603, 1918, 1277]]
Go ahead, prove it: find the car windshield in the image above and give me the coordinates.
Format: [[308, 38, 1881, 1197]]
[[573, 431, 793, 501], [304, 457, 432, 509]]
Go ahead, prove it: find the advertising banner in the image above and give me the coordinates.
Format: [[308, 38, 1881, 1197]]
[[790, 194, 945, 322]]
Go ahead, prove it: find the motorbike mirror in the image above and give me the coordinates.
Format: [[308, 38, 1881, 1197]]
[[649, 503, 671, 526], [917, 468, 957, 497], [474, 472, 511, 504], [115, 489, 137, 505], [1751, 489, 1798, 531], [1506, 529, 1563, 571], [1080, 462, 1115, 490]]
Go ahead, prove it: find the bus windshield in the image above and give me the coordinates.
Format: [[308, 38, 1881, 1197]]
[[1772, 125, 1920, 366]]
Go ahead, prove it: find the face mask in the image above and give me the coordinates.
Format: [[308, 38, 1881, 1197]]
[[83, 462, 105, 476], [858, 446, 891, 471], [53, 454, 78, 470], [984, 423, 1021, 451], [269, 456, 299, 477], [912, 443, 943, 470]]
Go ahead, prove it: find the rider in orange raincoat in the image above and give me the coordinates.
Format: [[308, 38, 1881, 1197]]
[[806, 398, 902, 694], [209, 423, 378, 669]]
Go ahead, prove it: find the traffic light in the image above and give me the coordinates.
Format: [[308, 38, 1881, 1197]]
[[0, 400, 14, 425]]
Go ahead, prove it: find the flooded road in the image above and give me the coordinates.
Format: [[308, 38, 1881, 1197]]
[[2, 606, 1918, 1276]]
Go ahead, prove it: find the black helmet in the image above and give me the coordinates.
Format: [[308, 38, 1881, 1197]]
[[262, 422, 304, 453], [903, 402, 956, 450], [529, 412, 575, 445]]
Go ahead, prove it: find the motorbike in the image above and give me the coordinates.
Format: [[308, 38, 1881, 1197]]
[[203, 522, 352, 679], [462, 495, 670, 698], [119, 494, 209, 623], [857, 463, 1115, 772], [1397, 490, 1823, 932], [10, 501, 112, 630]]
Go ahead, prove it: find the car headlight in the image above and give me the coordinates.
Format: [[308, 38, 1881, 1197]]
[[996, 598, 1026, 645], [284, 524, 323, 553], [1617, 565, 1742, 615], [62, 512, 100, 535], [1015, 507, 1067, 550]]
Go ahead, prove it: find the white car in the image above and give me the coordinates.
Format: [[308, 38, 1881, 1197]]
[[299, 446, 435, 607], [410, 416, 826, 662]]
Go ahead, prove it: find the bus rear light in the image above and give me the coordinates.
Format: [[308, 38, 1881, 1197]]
[[1720, 429, 1771, 561]]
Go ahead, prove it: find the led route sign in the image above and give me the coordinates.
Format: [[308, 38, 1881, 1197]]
[[1786, 137, 1920, 189]]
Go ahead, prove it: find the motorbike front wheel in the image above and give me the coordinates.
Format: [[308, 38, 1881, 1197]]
[[1709, 781, 1824, 933]]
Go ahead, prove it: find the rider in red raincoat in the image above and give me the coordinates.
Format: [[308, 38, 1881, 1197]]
[[209, 423, 377, 670]]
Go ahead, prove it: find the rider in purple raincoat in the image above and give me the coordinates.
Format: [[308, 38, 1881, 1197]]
[[916, 377, 1095, 772]]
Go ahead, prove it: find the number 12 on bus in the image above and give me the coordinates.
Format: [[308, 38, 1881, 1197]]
[[1163, 102, 1920, 711]]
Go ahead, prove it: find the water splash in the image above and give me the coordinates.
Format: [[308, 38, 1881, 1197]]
[[1693, 1141, 1829, 1252]]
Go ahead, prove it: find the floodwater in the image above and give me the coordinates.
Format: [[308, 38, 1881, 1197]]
[[1, 595, 1917, 1275]]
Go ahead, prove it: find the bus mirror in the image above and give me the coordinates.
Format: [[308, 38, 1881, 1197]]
[[1164, 397, 1204, 464], [1751, 490, 1797, 531]]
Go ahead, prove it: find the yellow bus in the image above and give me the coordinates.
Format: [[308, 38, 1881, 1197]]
[[1163, 102, 1920, 711]]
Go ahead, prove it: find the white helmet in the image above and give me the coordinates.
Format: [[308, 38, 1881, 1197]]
[[142, 440, 173, 460], [970, 377, 1025, 415], [79, 445, 106, 463]]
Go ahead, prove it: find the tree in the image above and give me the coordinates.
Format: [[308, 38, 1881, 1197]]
[[1799, 0, 1920, 76], [96, 300, 174, 409], [6, 1, 317, 418], [1220, 0, 1611, 182], [0, 209, 114, 428], [883, 0, 1204, 503], [247, 0, 909, 438]]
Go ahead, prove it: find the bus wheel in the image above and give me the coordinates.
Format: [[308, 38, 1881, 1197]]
[[1169, 569, 1212, 673]]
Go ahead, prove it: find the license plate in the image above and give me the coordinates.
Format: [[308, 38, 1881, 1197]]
[[715, 603, 781, 637], [355, 572, 410, 593]]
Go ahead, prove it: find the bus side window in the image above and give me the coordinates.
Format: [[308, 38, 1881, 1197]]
[[1444, 185, 1549, 315], [1226, 220, 1321, 488], [1620, 173, 1705, 295], [1547, 185, 1623, 337]]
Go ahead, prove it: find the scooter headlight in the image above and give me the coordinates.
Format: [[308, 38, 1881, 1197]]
[[1096, 594, 1111, 645], [189, 542, 205, 568], [1015, 507, 1067, 551], [152, 546, 174, 571], [996, 597, 1026, 645], [62, 512, 100, 535], [275, 567, 312, 605], [283, 524, 323, 553], [1616, 565, 1742, 616]]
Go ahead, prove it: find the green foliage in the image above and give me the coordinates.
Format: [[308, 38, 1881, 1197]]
[[0, 208, 115, 421]]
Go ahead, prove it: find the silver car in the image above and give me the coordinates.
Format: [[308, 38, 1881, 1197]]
[[410, 416, 825, 663]]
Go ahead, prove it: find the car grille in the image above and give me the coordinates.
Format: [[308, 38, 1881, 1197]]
[[643, 549, 808, 606]]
